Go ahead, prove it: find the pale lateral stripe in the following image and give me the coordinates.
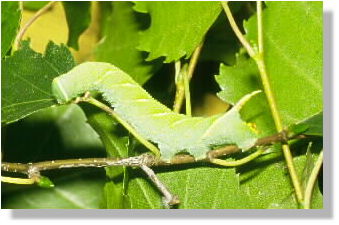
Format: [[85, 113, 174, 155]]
[[132, 98, 152, 102], [111, 82, 138, 88], [170, 118, 191, 127], [150, 112, 172, 117]]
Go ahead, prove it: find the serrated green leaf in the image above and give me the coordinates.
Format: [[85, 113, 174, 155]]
[[216, 53, 259, 105], [1, 41, 75, 124], [128, 151, 322, 209], [216, 1, 322, 136], [96, 1, 161, 85], [244, 1, 322, 126], [2, 172, 105, 209], [134, 1, 222, 62], [1, 1, 21, 57], [200, 2, 253, 64], [215, 53, 275, 137], [128, 167, 250, 209], [62, 1, 91, 50]]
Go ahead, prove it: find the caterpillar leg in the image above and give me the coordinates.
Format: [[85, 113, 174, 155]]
[[140, 165, 180, 208], [209, 147, 266, 167]]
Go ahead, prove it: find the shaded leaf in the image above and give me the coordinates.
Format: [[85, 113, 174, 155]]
[[134, 1, 222, 62], [200, 2, 253, 64], [96, 1, 161, 85], [84, 106, 131, 209], [2, 104, 104, 164], [62, 1, 91, 50], [200, 13, 239, 65], [290, 112, 323, 136], [1, 1, 21, 57], [1, 41, 75, 124], [2, 171, 105, 209]]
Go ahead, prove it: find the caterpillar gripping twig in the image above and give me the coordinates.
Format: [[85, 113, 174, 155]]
[[52, 62, 260, 161]]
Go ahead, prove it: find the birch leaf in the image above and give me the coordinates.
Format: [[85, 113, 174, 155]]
[[134, 1, 221, 62]]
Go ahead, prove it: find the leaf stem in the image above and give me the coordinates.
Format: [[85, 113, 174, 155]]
[[14, 1, 57, 50], [221, 2, 256, 57], [255, 1, 303, 203], [1, 176, 35, 185], [173, 42, 203, 113], [183, 67, 192, 116], [173, 61, 185, 113], [221, 0, 304, 203], [83, 96, 161, 157], [210, 147, 266, 167], [304, 150, 323, 209]]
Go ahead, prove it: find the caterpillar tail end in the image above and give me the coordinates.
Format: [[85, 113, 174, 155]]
[[233, 90, 262, 111]]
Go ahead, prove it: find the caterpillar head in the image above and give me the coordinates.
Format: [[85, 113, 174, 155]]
[[51, 77, 72, 104]]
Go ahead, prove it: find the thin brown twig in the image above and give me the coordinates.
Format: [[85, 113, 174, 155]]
[[140, 165, 180, 207], [1, 133, 308, 175], [14, 1, 57, 50]]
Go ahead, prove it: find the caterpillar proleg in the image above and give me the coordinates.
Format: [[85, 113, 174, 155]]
[[52, 62, 259, 161]]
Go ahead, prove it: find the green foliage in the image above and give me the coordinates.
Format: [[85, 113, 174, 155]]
[[1, 41, 75, 124], [1, 1, 323, 209], [1, 1, 21, 57], [2, 172, 105, 209], [2, 104, 105, 209], [96, 1, 161, 85], [244, 1, 323, 126], [216, 53, 275, 137], [134, 1, 222, 62], [23, 1, 50, 11], [62, 1, 91, 50], [83, 106, 131, 209], [291, 112, 323, 136], [216, 1, 323, 137], [2, 104, 104, 163], [126, 152, 322, 209]]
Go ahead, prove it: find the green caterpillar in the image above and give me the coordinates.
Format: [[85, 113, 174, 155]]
[[52, 62, 259, 161]]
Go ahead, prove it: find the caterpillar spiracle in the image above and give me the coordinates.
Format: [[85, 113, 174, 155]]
[[52, 62, 259, 161]]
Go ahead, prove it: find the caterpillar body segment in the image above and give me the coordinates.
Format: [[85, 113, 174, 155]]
[[52, 62, 259, 161]]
